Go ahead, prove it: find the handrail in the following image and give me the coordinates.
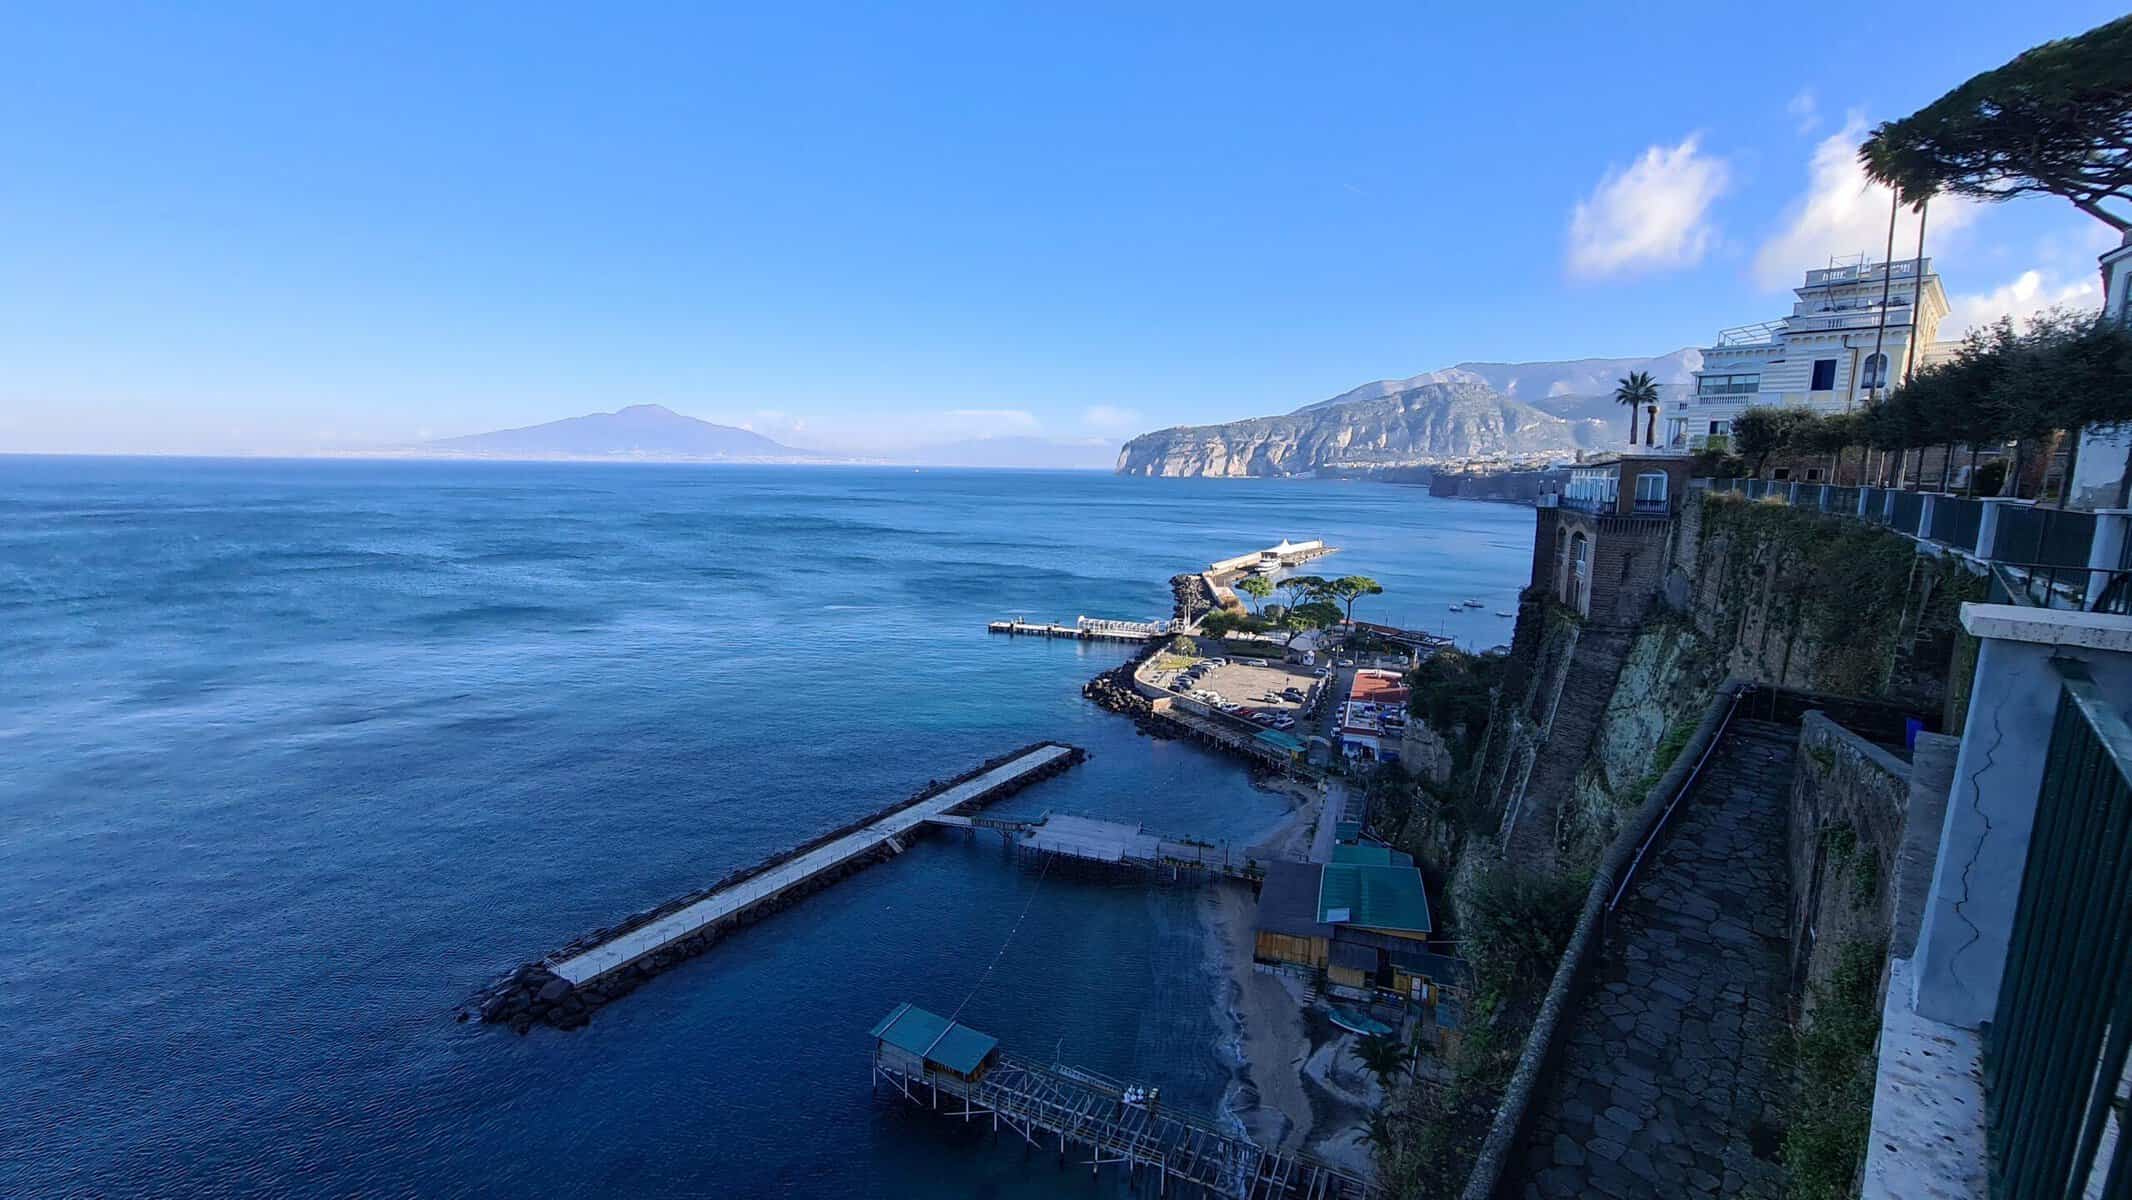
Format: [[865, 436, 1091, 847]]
[[1608, 684, 1747, 912]]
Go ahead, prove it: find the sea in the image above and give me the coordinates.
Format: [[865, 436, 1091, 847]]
[[0, 458, 1534, 1198]]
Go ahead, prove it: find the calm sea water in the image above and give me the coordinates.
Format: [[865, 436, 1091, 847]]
[[0, 458, 1533, 1198]]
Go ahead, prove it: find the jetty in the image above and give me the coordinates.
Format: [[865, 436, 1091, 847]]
[[872, 1003, 1376, 1198], [473, 742, 1086, 1030], [927, 810, 1266, 881], [988, 615, 1180, 642], [1207, 538, 1337, 582]]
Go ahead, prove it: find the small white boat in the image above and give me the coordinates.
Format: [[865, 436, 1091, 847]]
[[1463, 599, 1484, 608], [1496, 610, 1515, 617], [1448, 604, 1462, 612]]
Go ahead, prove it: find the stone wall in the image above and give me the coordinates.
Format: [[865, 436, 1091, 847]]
[[1787, 713, 1908, 1000]]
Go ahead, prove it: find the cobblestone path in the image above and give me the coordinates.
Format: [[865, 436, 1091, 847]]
[[1517, 718, 1797, 1199]]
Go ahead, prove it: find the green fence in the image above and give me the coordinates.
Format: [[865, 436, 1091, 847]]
[[1985, 660, 2132, 1199]]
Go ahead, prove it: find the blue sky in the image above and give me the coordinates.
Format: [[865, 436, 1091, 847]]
[[3, 2, 2124, 455]]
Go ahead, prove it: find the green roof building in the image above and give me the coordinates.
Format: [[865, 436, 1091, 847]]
[[870, 1003, 1000, 1081], [1316, 853, 1431, 939]]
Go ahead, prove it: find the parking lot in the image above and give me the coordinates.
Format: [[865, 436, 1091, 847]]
[[1139, 650, 1328, 734]]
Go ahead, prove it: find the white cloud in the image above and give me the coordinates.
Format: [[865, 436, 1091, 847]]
[[1945, 269, 2103, 337], [1566, 136, 1730, 279], [1787, 89, 1819, 135], [1753, 115, 1979, 290], [1081, 404, 1143, 431], [946, 408, 1039, 433]]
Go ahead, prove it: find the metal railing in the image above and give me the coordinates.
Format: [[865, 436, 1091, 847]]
[[1991, 562, 2132, 616], [1985, 660, 2132, 1199]]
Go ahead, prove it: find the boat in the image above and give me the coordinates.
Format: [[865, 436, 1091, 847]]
[[1463, 599, 1484, 608], [1447, 604, 1462, 612], [1496, 610, 1515, 617], [1327, 1007, 1395, 1037]]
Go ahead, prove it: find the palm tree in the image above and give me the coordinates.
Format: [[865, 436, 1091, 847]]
[[1614, 371, 1660, 447], [1328, 576, 1384, 627], [1357, 1032, 1407, 1090]]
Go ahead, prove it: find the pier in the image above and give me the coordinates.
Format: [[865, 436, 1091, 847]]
[[927, 810, 1266, 881], [988, 615, 1180, 642], [872, 1003, 1375, 1198], [474, 742, 1086, 1030]]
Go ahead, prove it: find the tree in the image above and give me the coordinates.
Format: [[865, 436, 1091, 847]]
[[1732, 406, 1817, 478], [1859, 14, 2132, 231], [1275, 600, 1342, 646], [1235, 574, 1273, 615], [1614, 371, 1660, 445], [1357, 1033, 1407, 1090], [1197, 608, 1249, 638], [1277, 574, 1331, 614], [1327, 575, 1385, 626]]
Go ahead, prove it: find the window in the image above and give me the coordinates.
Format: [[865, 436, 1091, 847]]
[[1811, 359, 1837, 391], [1633, 472, 1668, 509], [1862, 352, 1889, 390], [1697, 373, 1761, 397], [1708, 420, 1731, 436]]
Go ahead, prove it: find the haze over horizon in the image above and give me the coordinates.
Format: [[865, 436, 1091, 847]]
[[3, 4, 2122, 459]]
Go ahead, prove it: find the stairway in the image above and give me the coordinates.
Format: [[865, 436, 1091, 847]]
[[1500, 627, 1634, 871]]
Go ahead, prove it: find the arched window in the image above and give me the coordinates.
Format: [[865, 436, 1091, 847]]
[[1862, 352, 1889, 390]]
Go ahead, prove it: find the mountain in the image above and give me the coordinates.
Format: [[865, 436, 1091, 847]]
[[1300, 350, 1701, 426], [419, 405, 821, 461], [1115, 381, 1603, 478], [1115, 352, 1700, 478]]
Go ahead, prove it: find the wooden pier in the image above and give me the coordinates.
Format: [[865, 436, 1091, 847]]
[[988, 615, 1179, 643], [926, 810, 1266, 881], [872, 1003, 1375, 1198]]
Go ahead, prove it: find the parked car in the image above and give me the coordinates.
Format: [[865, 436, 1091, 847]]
[[1335, 658, 1355, 668]]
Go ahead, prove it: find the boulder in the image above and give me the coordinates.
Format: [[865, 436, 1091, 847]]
[[536, 978, 574, 1005]]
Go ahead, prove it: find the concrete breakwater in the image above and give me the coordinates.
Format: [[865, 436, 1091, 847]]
[[468, 742, 1087, 1032]]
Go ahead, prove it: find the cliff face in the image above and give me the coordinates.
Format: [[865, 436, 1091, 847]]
[[1113, 382, 1600, 477]]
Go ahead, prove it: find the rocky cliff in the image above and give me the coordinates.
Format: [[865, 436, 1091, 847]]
[[1114, 381, 1600, 477]]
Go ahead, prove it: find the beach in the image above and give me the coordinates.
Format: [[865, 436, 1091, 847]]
[[1210, 790, 1383, 1179]]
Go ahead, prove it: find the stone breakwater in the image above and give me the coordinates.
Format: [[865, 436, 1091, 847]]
[[466, 742, 1089, 1033], [1082, 640, 1172, 739]]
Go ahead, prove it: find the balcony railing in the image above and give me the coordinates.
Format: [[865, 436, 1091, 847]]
[[1985, 659, 2132, 1198]]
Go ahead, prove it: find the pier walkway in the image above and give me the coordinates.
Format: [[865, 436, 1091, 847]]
[[548, 744, 1078, 986], [988, 615, 1179, 642], [872, 1007, 1375, 1198], [928, 811, 1266, 881]]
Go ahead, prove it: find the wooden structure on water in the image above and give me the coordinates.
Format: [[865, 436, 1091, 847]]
[[870, 1003, 1376, 1198], [926, 810, 1266, 882], [988, 615, 1179, 642]]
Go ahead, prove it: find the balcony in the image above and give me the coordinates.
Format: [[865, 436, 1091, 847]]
[[1785, 310, 1919, 334], [1803, 258, 1926, 287]]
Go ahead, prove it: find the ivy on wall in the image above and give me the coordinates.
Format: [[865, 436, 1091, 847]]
[[1691, 493, 1985, 706]]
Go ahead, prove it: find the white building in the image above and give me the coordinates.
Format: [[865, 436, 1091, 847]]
[[1664, 257, 1953, 453], [2068, 232, 2132, 509]]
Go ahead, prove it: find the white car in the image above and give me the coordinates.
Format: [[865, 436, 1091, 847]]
[[1336, 658, 1355, 668]]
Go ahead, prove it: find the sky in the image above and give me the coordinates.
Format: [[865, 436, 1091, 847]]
[[2, 2, 2125, 457]]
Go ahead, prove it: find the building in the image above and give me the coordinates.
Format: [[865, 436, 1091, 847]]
[[1335, 669, 1410, 763], [1252, 845, 1433, 982], [1532, 454, 1692, 625], [2068, 231, 2132, 508], [869, 1002, 1000, 1084], [1663, 257, 1952, 454]]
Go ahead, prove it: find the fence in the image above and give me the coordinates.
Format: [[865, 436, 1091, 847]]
[[1984, 660, 2132, 1199], [1701, 480, 2129, 615]]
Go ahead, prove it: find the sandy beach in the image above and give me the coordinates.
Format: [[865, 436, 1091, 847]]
[[1208, 791, 1381, 1179]]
